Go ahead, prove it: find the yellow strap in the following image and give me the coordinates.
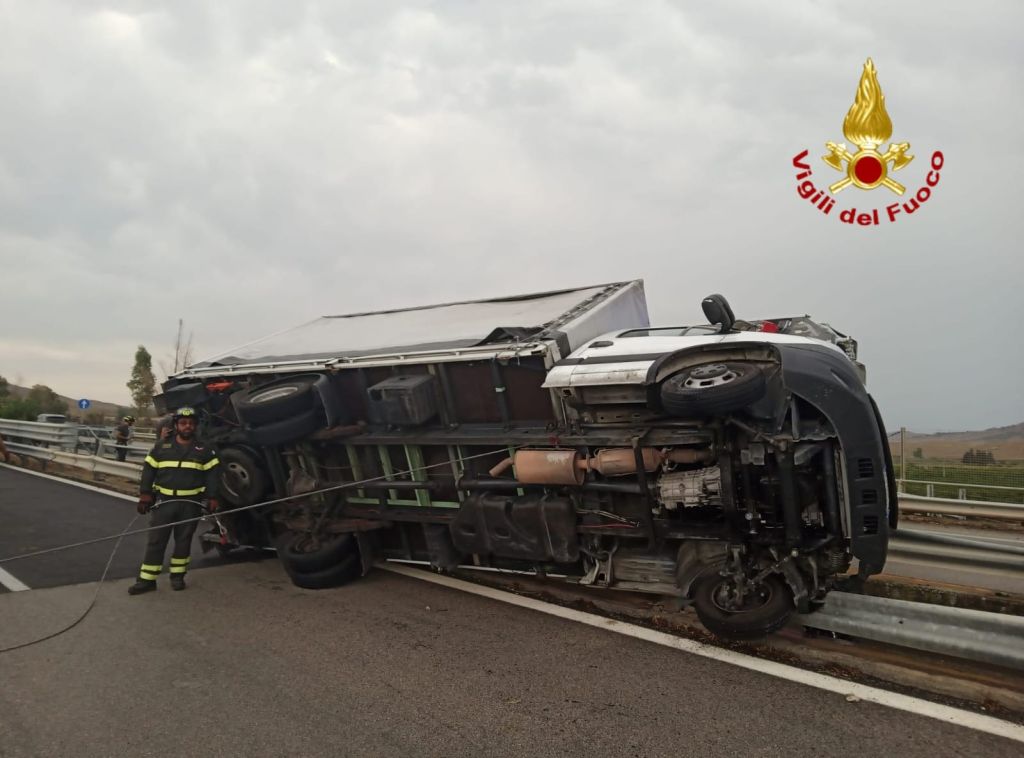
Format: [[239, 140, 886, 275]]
[[169, 566, 188, 574], [140, 564, 162, 572], [201, 458, 219, 470], [170, 557, 190, 565], [144, 455, 159, 467], [139, 570, 160, 581], [154, 485, 205, 496]]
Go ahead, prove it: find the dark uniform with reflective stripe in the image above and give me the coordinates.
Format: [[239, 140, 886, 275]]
[[137, 438, 220, 582]]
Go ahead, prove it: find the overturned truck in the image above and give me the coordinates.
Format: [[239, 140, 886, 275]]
[[158, 281, 896, 639]]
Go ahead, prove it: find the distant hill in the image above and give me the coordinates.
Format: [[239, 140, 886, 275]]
[[4, 383, 129, 422], [897, 422, 1024, 461]]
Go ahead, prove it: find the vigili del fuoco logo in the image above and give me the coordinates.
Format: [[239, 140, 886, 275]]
[[793, 58, 943, 226]]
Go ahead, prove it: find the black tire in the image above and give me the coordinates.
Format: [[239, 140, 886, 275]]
[[232, 376, 323, 426], [246, 408, 325, 446], [660, 363, 766, 417], [282, 553, 362, 590], [692, 571, 794, 640], [219, 447, 268, 507], [275, 531, 359, 574]]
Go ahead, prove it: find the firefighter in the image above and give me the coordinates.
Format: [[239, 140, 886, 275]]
[[128, 406, 220, 595], [114, 415, 135, 462]]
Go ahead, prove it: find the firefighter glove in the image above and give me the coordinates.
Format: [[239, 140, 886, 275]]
[[137, 493, 154, 515]]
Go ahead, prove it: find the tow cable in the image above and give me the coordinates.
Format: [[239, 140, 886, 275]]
[[0, 446, 520, 654]]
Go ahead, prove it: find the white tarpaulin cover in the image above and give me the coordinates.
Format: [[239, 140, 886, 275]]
[[192, 281, 649, 369]]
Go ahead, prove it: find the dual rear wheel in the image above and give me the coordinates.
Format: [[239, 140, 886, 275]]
[[275, 531, 363, 590]]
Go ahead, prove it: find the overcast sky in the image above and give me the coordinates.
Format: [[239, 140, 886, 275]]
[[1, 0, 1021, 432]]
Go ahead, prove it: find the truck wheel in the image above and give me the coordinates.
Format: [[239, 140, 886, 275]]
[[660, 363, 765, 417], [232, 375, 324, 426], [247, 408, 325, 446], [277, 532, 363, 589], [691, 571, 793, 640], [219, 447, 268, 507], [275, 531, 358, 574], [282, 553, 362, 590]]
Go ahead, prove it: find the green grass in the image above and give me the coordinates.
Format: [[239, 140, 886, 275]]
[[892, 458, 1024, 504]]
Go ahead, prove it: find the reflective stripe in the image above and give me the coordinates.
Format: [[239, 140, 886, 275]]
[[141, 564, 162, 573], [144, 455, 159, 467], [169, 565, 188, 574], [139, 570, 160, 581], [151, 459, 218, 470], [170, 557, 190, 565], [154, 485, 205, 496]]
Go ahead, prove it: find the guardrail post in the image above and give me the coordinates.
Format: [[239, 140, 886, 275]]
[[926, 483, 934, 497], [899, 426, 906, 483], [958, 487, 967, 500]]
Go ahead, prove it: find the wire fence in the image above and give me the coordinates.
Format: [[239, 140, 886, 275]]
[[889, 428, 1024, 504]]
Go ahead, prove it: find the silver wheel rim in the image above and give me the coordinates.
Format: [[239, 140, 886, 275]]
[[710, 578, 774, 614], [224, 461, 250, 497], [252, 386, 299, 404], [684, 364, 739, 390]]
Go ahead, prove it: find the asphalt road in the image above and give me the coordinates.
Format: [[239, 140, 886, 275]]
[[1, 465, 1021, 756], [1, 562, 1020, 758], [0, 466, 225, 593]]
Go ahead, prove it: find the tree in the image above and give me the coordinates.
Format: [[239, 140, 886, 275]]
[[127, 345, 157, 416], [961, 448, 996, 465], [26, 384, 67, 413], [158, 319, 195, 380], [0, 397, 40, 420]]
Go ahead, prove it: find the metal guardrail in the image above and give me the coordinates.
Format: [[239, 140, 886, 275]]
[[899, 493, 1024, 521], [799, 592, 1024, 670], [0, 418, 150, 460], [890, 527, 1024, 579], [899, 478, 1024, 494], [4, 441, 141, 478]]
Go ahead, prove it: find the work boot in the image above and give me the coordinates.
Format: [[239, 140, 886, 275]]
[[170, 575, 187, 591], [128, 579, 157, 596]]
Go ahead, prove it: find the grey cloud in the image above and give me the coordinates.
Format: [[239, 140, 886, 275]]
[[0, 0, 1021, 430]]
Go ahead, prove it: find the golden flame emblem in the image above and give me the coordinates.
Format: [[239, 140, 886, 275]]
[[822, 59, 913, 194]]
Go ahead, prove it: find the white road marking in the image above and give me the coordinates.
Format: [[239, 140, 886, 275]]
[[0, 463, 135, 501], [382, 563, 1024, 745], [0, 565, 30, 592]]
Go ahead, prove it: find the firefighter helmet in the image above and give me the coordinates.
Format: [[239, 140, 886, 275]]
[[123, 415, 135, 424], [173, 407, 197, 423]]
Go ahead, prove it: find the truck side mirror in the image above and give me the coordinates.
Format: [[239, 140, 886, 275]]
[[701, 294, 735, 334]]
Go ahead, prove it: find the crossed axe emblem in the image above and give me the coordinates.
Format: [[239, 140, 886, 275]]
[[822, 141, 914, 195]]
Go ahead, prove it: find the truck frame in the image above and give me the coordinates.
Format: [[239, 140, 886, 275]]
[[156, 281, 895, 639]]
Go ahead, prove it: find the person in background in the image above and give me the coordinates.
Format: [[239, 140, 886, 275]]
[[114, 415, 135, 462]]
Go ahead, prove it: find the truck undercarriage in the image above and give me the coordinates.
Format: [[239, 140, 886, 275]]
[[157, 284, 895, 640]]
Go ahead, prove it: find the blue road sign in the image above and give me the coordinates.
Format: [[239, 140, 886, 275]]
[[77, 399, 90, 410]]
